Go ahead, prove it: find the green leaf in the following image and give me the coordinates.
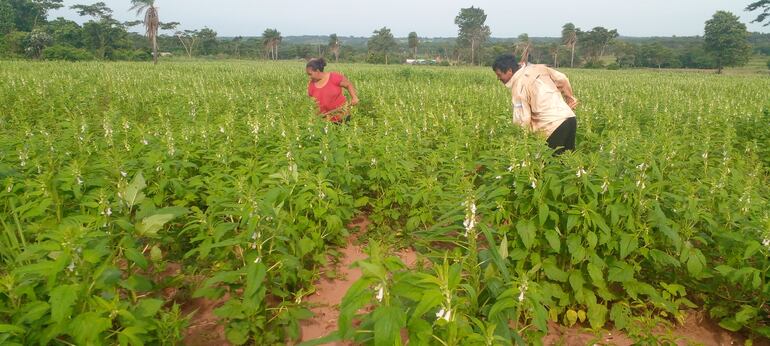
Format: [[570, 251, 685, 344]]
[[118, 326, 147, 346], [734, 305, 758, 324], [50, 284, 80, 323], [610, 303, 631, 330], [373, 306, 406, 346], [565, 309, 578, 327], [686, 249, 706, 277], [354, 196, 370, 207], [566, 234, 585, 264], [608, 262, 634, 283], [516, 219, 536, 249], [543, 258, 568, 282], [298, 237, 315, 256], [122, 274, 153, 292], [136, 214, 175, 237], [568, 270, 586, 293], [69, 312, 111, 345], [718, 318, 743, 332], [742, 241, 761, 260], [587, 303, 607, 330], [0, 324, 25, 334], [225, 321, 250, 345], [498, 234, 509, 259], [586, 263, 604, 286], [135, 298, 164, 318], [123, 172, 146, 208], [538, 204, 549, 225], [124, 246, 148, 270], [544, 229, 561, 253], [619, 233, 638, 259]]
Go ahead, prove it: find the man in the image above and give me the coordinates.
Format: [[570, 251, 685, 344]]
[[492, 55, 579, 155]]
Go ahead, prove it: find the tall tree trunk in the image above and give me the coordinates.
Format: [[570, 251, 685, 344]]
[[471, 39, 475, 65], [570, 44, 575, 68], [152, 34, 158, 65]]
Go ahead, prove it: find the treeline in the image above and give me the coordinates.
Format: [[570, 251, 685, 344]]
[[1, 1, 769, 71]]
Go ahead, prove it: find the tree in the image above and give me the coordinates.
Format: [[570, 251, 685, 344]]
[[262, 28, 281, 60], [0, 1, 15, 35], [368, 26, 397, 64], [455, 6, 490, 65], [547, 43, 559, 67], [8, 0, 63, 31], [561, 23, 578, 67], [704, 11, 751, 73], [24, 27, 51, 58], [746, 0, 770, 26], [328, 33, 340, 62], [578, 26, 618, 63], [45, 17, 83, 47], [129, 0, 160, 64], [516, 33, 530, 60], [71, 2, 125, 59], [197, 27, 217, 55], [174, 29, 198, 58], [407, 31, 418, 58], [232, 35, 242, 58]]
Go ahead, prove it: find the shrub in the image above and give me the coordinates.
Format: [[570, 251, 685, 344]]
[[43, 45, 93, 61]]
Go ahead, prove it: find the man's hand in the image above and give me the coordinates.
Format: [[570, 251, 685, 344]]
[[566, 96, 579, 110], [350, 97, 360, 106]]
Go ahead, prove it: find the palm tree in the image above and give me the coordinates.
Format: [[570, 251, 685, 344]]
[[262, 28, 282, 60], [130, 0, 160, 64], [408, 32, 419, 58], [328, 34, 341, 62], [561, 23, 578, 68]]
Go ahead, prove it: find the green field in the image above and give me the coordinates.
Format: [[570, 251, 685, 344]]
[[1, 61, 769, 345]]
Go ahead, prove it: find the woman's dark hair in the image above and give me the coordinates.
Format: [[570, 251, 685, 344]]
[[306, 58, 327, 72], [492, 54, 519, 74]]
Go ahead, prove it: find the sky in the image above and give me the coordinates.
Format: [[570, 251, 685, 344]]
[[50, 0, 769, 38]]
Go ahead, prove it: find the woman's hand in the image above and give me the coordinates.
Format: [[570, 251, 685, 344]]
[[350, 96, 360, 106]]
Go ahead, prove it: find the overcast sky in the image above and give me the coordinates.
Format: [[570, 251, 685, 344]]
[[50, 0, 769, 37]]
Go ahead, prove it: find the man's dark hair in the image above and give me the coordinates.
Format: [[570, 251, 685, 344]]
[[306, 58, 327, 72], [492, 54, 519, 73]]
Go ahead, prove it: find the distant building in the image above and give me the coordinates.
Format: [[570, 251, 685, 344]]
[[159, 52, 173, 57]]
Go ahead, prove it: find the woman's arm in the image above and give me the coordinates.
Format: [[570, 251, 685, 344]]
[[339, 76, 359, 105]]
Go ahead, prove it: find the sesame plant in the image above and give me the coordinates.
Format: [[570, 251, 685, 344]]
[[0, 61, 769, 345]]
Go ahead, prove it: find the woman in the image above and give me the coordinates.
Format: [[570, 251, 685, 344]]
[[306, 58, 359, 123]]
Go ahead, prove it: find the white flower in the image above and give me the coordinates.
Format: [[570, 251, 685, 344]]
[[762, 238, 770, 248], [371, 158, 377, 166], [105, 208, 112, 216], [601, 180, 609, 194], [120, 171, 127, 177], [76, 176, 84, 185], [141, 139, 148, 145], [436, 307, 452, 322], [530, 179, 537, 189], [518, 280, 528, 302], [6, 184, 12, 193], [375, 284, 384, 302], [495, 176, 502, 180], [219, 126, 225, 133], [254, 256, 261, 263], [636, 163, 647, 171], [67, 261, 76, 272], [576, 167, 587, 178], [702, 152, 708, 160], [318, 191, 326, 200], [507, 166, 514, 172]]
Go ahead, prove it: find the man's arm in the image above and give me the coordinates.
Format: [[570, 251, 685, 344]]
[[547, 67, 578, 109]]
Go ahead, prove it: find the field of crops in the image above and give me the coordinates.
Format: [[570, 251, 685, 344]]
[[0, 60, 769, 345]]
